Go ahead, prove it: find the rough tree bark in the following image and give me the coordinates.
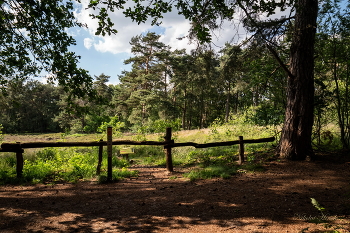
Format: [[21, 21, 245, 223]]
[[277, 0, 318, 160]]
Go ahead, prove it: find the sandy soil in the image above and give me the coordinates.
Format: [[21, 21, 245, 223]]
[[0, 159, 349, 233]]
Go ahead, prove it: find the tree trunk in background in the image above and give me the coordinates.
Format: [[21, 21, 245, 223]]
[[277, 0, 318, 160], [182, 88, 187, 129], [225, 81, 231, 123]]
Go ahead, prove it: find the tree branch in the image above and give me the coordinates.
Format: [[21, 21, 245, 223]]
[[265, 43, 294, 78], [236, 0, 294, 78]]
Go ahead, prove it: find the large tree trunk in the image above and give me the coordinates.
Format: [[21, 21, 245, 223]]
[[277, 0, 318, 160]]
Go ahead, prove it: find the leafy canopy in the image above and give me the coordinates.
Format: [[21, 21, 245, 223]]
[[0, 0, 92, 96], [87, 0, 294, 43]]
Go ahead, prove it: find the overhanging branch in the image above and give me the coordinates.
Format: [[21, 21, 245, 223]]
[[265, 43, 294, 78]]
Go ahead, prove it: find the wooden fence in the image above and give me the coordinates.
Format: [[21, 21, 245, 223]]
[[0, 127, 275, 180]]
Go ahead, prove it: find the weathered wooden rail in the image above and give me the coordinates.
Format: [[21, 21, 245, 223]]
[[0, 127, 275, 179]]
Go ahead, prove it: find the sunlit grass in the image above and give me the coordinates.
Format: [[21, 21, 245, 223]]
[[0, 146, 136, 185], [183, 165, 237, 181]]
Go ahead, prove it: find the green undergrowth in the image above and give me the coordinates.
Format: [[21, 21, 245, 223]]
[[126, 143, 267, 181], [98, 168, 139, 183], [0, 147, 137, 185], [183, 162, 265, 181], [184, 166, 237, 180]]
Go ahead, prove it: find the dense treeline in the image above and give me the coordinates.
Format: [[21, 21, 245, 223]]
[[1, 5, 350, 149], [0, 33, 286, 134]]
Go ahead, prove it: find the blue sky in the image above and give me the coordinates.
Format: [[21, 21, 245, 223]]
[[69, 25, 170, 85], [69, 29, 132, 85], [66, 0, 196, 85], [66, 0, 348, 85], [65, 0, 249, 85]]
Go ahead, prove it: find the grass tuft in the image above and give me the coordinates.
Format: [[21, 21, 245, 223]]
[[183, 165, 237, 181]]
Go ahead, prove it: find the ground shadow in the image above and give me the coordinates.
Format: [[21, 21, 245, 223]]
[[0, 160, 349, 232]]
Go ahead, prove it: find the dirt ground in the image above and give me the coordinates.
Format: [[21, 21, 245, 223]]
[[0, 157, 349, 233]]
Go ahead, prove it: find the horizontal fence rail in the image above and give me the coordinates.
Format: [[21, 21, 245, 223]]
[[169, 137, 275, 148], [0, 140, 168, 150], [0, 127, 275, 178], [0, 137, 275, 150]]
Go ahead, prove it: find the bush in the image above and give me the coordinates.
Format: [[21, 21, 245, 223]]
[[147, 119, 182, 133], [70, 119, 85, 134], [97, 116, 125, 137], [83, 114, 110, 133], [23, 160, 56, 183], [0, 154, 17, 184], [0, 146, 137, 184], [36, 148, 57, 161], [131, 119, 182, 134], [246, 104, 284, 126]]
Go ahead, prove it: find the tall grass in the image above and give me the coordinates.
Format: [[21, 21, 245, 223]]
[[0, 147, 136, 184]]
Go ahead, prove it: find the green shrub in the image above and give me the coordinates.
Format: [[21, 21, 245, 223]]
[[131, 146, 166, 166], [246, 104, 284, 126], [112, 168, 138, 180], [186, 150, 211, 167], [36, 148, 57, 161], [133, 146, 163, 157], [8, 147, 100, 184], [147, 119, 182, 133], [112, 156, 130, 168], [0, 154, 17, 184], [97, 116, 125, 137], [5, 155, 16, 167], [23, 160, 56, 183], [83, 114, 110, 133], [70, 119, 84, 134]]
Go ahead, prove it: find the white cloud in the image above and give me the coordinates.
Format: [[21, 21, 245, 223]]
[[73, 1, 260, 55], [74, 1, 231, 55], [155, 11, 197, 52], [75, 0, 155, 54], [83, 38, 93, 49]]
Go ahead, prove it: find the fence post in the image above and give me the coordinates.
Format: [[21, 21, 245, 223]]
[[107, 127, 113, 181], [96, 139, 103, 175], [238, 136, 245, 165], [15, 142, 24, 178], [164, 127, 174, 172]]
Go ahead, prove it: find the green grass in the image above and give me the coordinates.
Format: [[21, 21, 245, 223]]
[[98, 168, 139, 183], [183, 165, 238, 181]]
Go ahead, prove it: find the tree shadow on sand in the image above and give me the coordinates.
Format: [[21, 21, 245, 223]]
[[0, 159, 349, 232]]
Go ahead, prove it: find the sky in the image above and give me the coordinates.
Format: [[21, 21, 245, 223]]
[[68, 0, 248, 85]]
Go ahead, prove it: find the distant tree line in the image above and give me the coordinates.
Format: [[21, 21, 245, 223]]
[[0, 32, 285, 134]]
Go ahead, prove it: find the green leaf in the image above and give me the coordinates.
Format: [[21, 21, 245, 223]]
[[311, 198, 326, 212]]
